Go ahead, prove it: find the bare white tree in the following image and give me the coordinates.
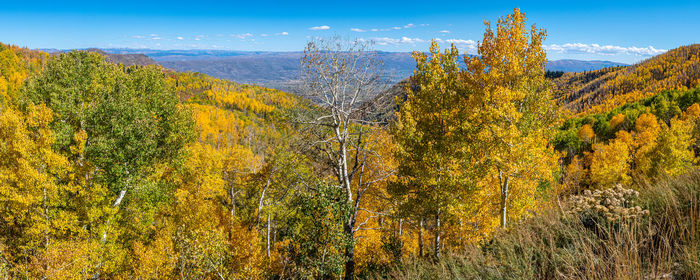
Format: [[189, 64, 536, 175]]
[[299, 36, 391, 280]]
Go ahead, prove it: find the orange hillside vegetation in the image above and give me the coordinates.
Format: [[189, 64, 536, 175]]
[[553, 44, 700, 114]]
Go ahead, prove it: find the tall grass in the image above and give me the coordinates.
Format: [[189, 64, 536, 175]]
[[376, 170, 700, 279]]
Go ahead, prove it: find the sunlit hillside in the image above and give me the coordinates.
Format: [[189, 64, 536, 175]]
[[554, 44, 700, 114], [1, 5, 700, 279]]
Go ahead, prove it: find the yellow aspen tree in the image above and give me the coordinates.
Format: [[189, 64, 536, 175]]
[[0, 105, 100, 278], [610, 113, 626, 130], [588, 131, 632, 188], [651, 117, 695, 176], [578, 124, 596, 144], [632, 113, 660, 177], [462, 8, 559, 229], [563, 155, 586, 193], [393, 40, 469, 258], [682, 103, 700, 120]]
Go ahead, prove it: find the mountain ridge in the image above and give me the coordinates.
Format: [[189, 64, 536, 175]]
[[358, 44, 699, 123], [65, 48, 627, 92], [552, 44, 700, 114]]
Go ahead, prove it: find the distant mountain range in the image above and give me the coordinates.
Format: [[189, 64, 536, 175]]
[[358, 44, 699, 123], [552, 44, 700, 114], [546, 59, 627, 72], [40, 48, 158, 67], [67, 48, 625, 93]]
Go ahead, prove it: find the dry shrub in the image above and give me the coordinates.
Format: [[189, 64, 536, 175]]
[[378, 170, 700, 279], [567, 184, 649, 223]]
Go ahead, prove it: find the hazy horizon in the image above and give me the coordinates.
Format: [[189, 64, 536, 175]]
[[1, 0, 698, 64]]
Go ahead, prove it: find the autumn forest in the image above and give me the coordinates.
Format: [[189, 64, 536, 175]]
[[1, 8, 700, 280]]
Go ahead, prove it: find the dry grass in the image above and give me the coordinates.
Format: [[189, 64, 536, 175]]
[[375, 170, 700, 279]]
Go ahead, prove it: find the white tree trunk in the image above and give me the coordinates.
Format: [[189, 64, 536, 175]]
[[499, 170, 509, 229]]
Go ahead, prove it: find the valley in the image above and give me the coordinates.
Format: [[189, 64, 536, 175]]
[[0, 4, 699, 280]]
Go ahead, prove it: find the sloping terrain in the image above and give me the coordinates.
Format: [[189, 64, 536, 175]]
[[547, 59, 626, 72], [356, 79, 411, 124], [553, 44, 700, 114], [86, 49, 157, 66], [358, 45, 699, 124], [96, 49, 625, 93]]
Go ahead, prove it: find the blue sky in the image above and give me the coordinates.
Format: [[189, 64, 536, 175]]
[[0, 0, 698, 63]]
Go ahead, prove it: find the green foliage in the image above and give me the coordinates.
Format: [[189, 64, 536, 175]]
[[556, 86, 700, 156], [285, 184, 353, 279], [392, 40, 468, 221], [0, 14, 697, 279], [22, 51, 194, 199]]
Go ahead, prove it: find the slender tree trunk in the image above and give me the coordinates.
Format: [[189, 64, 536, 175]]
[[266, 213, 271, 258], [499, 170, 509, 229], [434, 210, 441, 259], [102, 188, 127, 242], [255, 178, 270, 227], [418, 218, 424, 258], [112, 189, 127, 208]]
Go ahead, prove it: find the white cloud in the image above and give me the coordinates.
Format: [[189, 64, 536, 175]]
[[275, 32, 289, 36], [544, 43, 667, 56], [260, 34, 269, 37], [176, 36, 184, 40], [151, 37, 162, 40], [371, 37, 426, 45], [444, 39, 478, 52], [355, 23, 428, 33], [131, 35, 145, 39], [446, 39, 476, 45], [150, 34, 158, 37], [232, 33, 254, 39], [401, 37, 425, 44], [439, 30, 450, 34], [309, 25, 331, 30]]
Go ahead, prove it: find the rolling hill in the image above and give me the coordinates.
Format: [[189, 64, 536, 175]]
[[96, 49, 626, 93], [546, 59, 626, 72], [553, 44, 700, 114], [358, 45, 699, 123]]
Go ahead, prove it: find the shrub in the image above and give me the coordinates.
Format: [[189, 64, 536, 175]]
[[378, 171, 700, 279]]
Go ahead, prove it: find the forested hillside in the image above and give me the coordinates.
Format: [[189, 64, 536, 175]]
[[0, 8, 699, 280], [0, 42, 343, 278], [0, 41, 404, 279], [554, 44, 700, 114], [360, 45, 700, 125], [0, 43, 48, 108]]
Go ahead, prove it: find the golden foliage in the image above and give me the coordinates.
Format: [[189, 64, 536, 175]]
[[0, 44, 48, 108], [463, 8, 559, 230], [578, 124, 596, 143], [554, 44, 700, 114], [588, 135, 632, 188]]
